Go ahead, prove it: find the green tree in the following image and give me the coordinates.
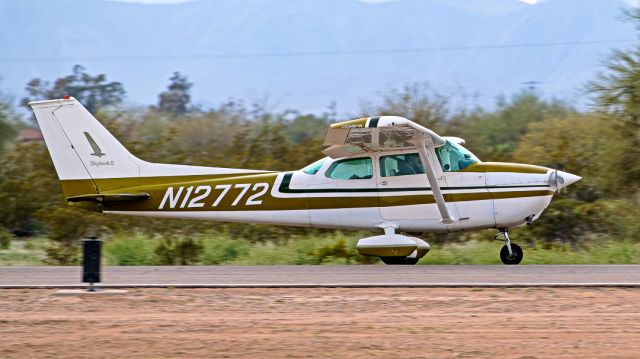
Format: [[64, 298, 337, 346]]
[[37, 206, 98, 265], [587, 9, 640, 190], [363, 83, 452, 132], [154, 237, 203, 265], [0, 142, 59, 234], [0, 97, 17, 156], [588, 9, 640, 123], [158, 72, 193, 115], [21, 65, 125, 116], [235, 116, 290, 171], [459, 92, 573, 162], [523, 199, 609, 246], [283, 113, 329, 144], [513, 114, 629, 201], [0, 227, 13, 250]]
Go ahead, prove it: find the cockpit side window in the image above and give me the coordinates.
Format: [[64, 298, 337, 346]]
[[301, 158, 326, 175], [325, 157, 373, 180], [435, 141, 479, 172], [379, 153, 425, 177]]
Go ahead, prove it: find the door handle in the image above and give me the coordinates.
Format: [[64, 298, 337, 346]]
[[380, 181, 388, 185]]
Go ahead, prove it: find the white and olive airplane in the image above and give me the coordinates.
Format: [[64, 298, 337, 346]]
[[30, 97, 580, 265]]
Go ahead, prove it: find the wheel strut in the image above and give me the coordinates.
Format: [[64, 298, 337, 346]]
[[495, 228, 513, 256], [502, 229, 513, 257]]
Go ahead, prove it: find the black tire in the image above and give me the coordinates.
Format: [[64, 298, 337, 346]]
[[380, 256, 420, 265], [500, 243, 523, 265]]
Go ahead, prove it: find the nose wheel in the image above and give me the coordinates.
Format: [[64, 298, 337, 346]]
[[497, 229, 523, 265]]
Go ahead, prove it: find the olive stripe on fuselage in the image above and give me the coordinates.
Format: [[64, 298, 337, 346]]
[[99, 171, 553, 212]]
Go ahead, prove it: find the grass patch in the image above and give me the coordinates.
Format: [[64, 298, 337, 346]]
[[2, 233, 640, 265], [0, 237, 48, 266], [103, 233, 158, 265], [422, 239, 640, 265]]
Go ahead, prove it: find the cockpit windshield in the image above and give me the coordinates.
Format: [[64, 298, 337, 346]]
[[301, 158, 326, 175], [435, 141, 479, 172]]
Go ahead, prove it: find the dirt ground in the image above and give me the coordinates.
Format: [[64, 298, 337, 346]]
[[0, 288, 639, 358]]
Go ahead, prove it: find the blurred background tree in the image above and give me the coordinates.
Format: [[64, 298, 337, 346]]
[[157, 72, 194, 116], [0, 100, 17, 156], [0, 84, 20, 158], [0, 142, 59, 235], [21, 65, 125, 117], [362, 83, 452, 133], [459, 92, 575, 162], [587, 9, 640, 193]]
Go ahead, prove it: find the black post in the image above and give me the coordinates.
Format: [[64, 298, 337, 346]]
[[82, 237, 101, 291]]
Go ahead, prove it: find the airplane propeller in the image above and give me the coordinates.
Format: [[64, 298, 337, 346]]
[[549, 168, 581, 193], [549, 168, 564, 192]]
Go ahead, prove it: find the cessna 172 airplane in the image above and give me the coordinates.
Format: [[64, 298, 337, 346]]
[[30, 97, 580, 265]]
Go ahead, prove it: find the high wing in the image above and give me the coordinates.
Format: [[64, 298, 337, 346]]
[[323, 116, 445, 157], [323, 116, 455, 224]]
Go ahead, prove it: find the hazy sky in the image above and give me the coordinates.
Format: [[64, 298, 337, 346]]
[[5, 0, 633, 114], [111, 0, 546, 4], [110, 0, 639, 6]]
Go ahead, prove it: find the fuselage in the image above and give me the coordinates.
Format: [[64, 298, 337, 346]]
[[86, 152, 564, 233]]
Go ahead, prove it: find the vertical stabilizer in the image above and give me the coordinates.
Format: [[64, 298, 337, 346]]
[[30, 97, 141, 193]]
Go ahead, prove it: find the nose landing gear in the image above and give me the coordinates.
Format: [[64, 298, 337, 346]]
[[496, 229, 523, 265]]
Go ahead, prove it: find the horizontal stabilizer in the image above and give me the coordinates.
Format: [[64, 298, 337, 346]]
[[66, 193, 150, 203]]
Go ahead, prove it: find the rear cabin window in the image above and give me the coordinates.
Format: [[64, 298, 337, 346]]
[[379, 153, 425, 177], [325, 157, 373, 180]]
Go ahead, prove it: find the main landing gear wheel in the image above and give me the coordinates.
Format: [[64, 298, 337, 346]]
[[497, 229, 523, 265], [380, 256, 420, 265], [500, 243, 523, 265]]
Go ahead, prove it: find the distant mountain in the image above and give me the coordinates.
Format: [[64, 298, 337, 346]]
[[0, 0, 635, 115]]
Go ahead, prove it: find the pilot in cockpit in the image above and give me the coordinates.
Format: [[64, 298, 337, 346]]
[[396, 154, 425, 176]]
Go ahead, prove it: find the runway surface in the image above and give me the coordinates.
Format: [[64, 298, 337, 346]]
[[1, 265, 639, 288]]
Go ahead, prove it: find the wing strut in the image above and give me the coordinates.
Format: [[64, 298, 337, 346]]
[[416, 135, 455, 225]]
